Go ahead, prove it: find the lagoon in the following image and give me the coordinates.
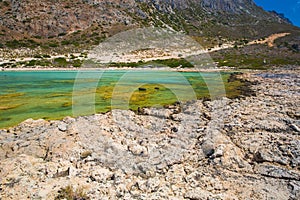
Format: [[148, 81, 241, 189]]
[[0, 70, 242, 128]]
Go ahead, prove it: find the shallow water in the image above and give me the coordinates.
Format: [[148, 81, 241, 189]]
[[0, 70, 241, 128]]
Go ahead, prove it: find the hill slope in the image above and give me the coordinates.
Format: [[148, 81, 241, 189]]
[[0, 0, 299, 67]]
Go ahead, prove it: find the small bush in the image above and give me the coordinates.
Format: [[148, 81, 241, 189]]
[[34, 54, 43, 58], [42, 54, 51, 58], [5, 40, 21, 48], [26, 60, 38, 66], [25, 59, 51, 67], [3, 1, 9, 6], [61, 40, 71, 45], [58, 32, 67, 37], [72, 59, 82, 67], [55, 185, 89, 200], [34, 35, 42, 39], [154, 58, 194, 68], [54, 57, 68, 67], [48, 42, 59, 48]]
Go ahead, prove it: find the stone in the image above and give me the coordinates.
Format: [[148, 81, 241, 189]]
[[289, 181, 300, 199], [213, 144, 225, 158], [128, 144, 148, 156], [290, 124, 300, 132], [58, 123, 68, 132], [80, 150, 92, 159], [146, 177, 160, 192], [184, 189, 212, 199], [256, 164, 300, 180]]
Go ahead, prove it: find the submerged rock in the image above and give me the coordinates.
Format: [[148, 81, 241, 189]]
[[138, 87, 147, 91]]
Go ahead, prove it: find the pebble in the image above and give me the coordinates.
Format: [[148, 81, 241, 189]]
[[58, 123, 68, 132]]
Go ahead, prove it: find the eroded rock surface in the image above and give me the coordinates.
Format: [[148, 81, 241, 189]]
[[0, 67, 299, 199]]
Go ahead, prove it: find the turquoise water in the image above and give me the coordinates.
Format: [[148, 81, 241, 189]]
[[0, 70, 240, 128]]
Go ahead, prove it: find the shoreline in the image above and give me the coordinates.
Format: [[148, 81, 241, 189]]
[[0, 67, 294, 131], [0, 66, 237, 72], [0, 70, 254, 130]]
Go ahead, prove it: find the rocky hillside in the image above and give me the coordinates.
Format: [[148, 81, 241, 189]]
[[0, 0, 298, 48]]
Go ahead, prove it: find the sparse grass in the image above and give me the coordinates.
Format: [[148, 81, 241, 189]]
[[5, 39, 39, 49], [55, 185, 89, 200], [211, 44, 300, 69]]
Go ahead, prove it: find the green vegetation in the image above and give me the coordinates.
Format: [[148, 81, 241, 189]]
[[216, 55, 300, 70], [152, 58, 194, 68], [0, 56, 83, 68], [51, 57, 83, 68], [211, 44, 300, 69], [61, 40, 71, 45], [6, 40, 29, 48], [53, 57, 68, 67], [5, 39, 39, 49], [72, 59, 82, 68], [48, 42, 59, 48], [26, 59, 52, 67], [109, 58, 194, 68], [2, 1, 9, 7]]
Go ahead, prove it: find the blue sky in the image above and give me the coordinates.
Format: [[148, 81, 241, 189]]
[[254, 0, 300, 27]]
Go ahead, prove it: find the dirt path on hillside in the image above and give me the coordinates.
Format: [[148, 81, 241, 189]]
[[249, 32, 290, 47]]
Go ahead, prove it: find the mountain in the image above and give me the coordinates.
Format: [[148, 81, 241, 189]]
[[0, 0, 299, 67], [0, 0, 296, 39]]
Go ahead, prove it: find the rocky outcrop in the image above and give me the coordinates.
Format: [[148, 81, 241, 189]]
[[201, 0, 256, 13], [0, 67, 299, 199], [0, 0, 137, 38]]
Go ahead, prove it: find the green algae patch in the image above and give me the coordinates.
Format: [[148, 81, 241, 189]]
[[0, 92, 25, 99], [0, 104, 23, 111]]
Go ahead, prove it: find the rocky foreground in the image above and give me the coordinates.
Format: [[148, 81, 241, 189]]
[[0, 67, 299, 199]]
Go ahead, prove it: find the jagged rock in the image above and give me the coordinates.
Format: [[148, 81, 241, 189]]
[[253, 148, 289, 165], [212, 144, 225, 158], [289, 181, 300, 200], [256, 164, 300, 180], [290, 124, 300, 132]]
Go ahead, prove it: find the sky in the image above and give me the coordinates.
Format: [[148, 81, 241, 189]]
[[253, 0, 300, 27]]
